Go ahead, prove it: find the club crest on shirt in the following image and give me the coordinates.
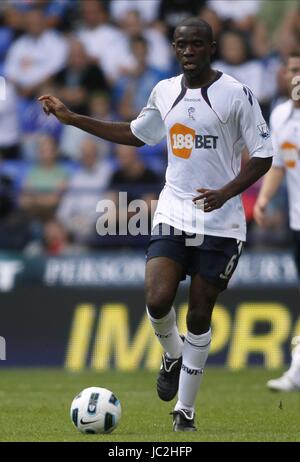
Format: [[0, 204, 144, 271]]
[[188, 107, 196, 120], [257, 122, 270, 139]]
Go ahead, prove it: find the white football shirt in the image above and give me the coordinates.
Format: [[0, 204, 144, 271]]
[[270, 100, 300, 231], [131, 72, 273, 240]]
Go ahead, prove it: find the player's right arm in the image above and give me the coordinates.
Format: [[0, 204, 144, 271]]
[[253, 166, 285, 226], [38, 95, 145, 147], [253, 104, 286, 227]]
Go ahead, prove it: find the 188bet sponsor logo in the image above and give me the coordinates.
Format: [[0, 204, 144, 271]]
[[170, 123, 218, 159]]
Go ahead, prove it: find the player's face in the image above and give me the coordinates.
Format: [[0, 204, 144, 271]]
[[173, 26, 215, 78], [286, 57, 300, 97]]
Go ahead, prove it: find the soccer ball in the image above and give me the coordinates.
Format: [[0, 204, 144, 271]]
[[70, 387, 121, 434]]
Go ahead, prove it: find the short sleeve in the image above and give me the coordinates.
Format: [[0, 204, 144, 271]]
[[236, 86, 273, 159], [269, 110, 284, 168], [130, 85, 165, 146]]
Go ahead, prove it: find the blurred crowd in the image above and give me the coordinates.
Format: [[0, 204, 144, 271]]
[[0, 0, 299, 255]]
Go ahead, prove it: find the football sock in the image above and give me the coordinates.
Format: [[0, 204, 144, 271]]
[[146, 306, 183, 359], [175, 329, 211, 412], [286, 340, 300, 385]]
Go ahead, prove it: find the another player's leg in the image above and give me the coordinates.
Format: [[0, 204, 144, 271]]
[[267, 231, 300, 391], [172, 275, 220, 431], [267, 336, 300, 391], [145, 256, 184, 401]]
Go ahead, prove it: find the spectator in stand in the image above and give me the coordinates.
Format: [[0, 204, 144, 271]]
[[119, 9, 172, 74], [276, 3, 300, 43], [258, 4, 300, 111], [109, 145, 161, 201], [207, 0, 261, 32], [257, 0, 300, 47], [24, 218, 86, 257], [199, 7, 223, 56], [4, 8, 68, 98], [59, 92, 113, 161], [19, 81, 63, 161], [87, 93, 114, 159], [0, 2, 24, 36], [0, 166, 32, 250], [0, 6, 22, 74], [0, 80, 20, 159], [77, 0, 131, 84], [53, 37, 109, 116], [114, 35, 169, 121], [19, 134, 68, 222], [57, 137, 113, 243], [214, 29, 277, 118], [110, 0, 160, 25], [253, 3, 300, 113], [98, 144, 161, 248], [8, 0, 74, 31]]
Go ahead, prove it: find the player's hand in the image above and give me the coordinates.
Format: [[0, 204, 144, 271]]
[[38, 94, 73, 125], [253, 199, 268, 226], [193, 188, 227, 212]]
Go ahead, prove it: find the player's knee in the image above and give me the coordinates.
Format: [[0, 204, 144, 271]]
[[187, 308, 211, 334], [146, 291, 174, 319]]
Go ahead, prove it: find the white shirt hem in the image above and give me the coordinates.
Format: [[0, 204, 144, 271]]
[[152, 217, 246, 242]]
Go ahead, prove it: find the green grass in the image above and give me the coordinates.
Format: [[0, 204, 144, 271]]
[[0, 367, 299, 442]]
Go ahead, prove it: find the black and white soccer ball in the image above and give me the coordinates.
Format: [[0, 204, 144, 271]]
[[70, 387, 122, 434]]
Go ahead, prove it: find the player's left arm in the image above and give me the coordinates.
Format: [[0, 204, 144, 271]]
[[193, 86, 273, 212], [193, 157, 272, 212]]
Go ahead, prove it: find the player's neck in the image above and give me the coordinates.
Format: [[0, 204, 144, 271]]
[[183, 68, 217, 89], [293, 100, 300, 109]]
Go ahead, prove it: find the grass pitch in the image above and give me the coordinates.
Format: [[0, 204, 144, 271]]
[[0, 367, 299, 442]]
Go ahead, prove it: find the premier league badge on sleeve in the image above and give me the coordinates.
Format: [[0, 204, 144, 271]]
[[257, 122, 270, 139]]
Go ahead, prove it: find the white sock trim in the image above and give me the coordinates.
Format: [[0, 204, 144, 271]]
[[174, 401, 194, 413], [147, 306, 183, 358], [146, 306, 175, 325], [186, 329, 211, 347]]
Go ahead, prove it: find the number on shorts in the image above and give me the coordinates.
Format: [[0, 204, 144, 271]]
[[220, 240, 243, 280]]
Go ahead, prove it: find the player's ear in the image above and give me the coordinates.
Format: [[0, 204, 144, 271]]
[[210, 41, 217, 56]]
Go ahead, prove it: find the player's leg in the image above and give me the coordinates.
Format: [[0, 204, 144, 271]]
[[172, 274, 220, 431], [145, 256, 185, 401], [267, 231, 300, 391], [172, 235, 243, 430]]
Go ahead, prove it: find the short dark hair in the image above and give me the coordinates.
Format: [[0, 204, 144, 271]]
[[130, 34, 148, 49], [285, 51, 300, 65], [174, 17, 214, 43], [289, 51, 300, 59]]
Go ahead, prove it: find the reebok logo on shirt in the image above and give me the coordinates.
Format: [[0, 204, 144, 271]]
[[170, 123, 218, 159]]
